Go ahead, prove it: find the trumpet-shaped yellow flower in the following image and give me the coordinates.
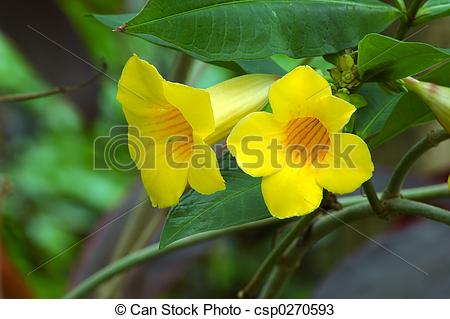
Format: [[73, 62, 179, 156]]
[[227, 66, 374, 218], [117, 54, 275, 208], [404, 77, 450, 134]]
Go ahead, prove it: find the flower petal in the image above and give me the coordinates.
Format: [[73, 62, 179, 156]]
[[164, 81, 215, 139], [205, 74, 276, 143], [315, 133, 374, 194], [227, 112, 285, 177], [140, 147, 189, 208], [188, 139, 225, 195], [305, 95, 355, 133], [261, 166, 323, 219], [269, 66, 331, 122], [117, 54, 168, 120]]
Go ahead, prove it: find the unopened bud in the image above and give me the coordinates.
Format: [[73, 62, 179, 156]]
[[404, 77, 450, 134]]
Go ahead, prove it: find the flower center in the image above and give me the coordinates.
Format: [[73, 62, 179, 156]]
[[150, 107, 193, 162], [284, 117, 330, 165]]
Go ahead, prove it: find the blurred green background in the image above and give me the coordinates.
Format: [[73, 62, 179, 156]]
[[0, 0, 449, 298]]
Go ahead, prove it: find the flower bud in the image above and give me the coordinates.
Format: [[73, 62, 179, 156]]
[[205, 74, 277, 144], [404, 77, 450, 134]]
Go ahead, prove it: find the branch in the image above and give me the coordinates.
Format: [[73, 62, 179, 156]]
[[97, 54, 193, 298], [363, 180, 384, 217], [238, 211, 319, 298], [395, 0, 425, 39], [258, 197, 449, 298], [383, 129, 449, 199], [64, 217, 284, 299], [0, 64, 106, 103], [393, 0, 406, 12], [386, 199, 450, 226], [259, 202, 373, 298], [63, 184, 449, 298]]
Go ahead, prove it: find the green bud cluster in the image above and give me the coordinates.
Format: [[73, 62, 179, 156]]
[[327, 53, 367, 110], [329, 53, 360, 90]]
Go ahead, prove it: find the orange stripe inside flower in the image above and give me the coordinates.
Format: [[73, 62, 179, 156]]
[[117, 55, 224, 207], [117, 54, 276, 208], [227, 65, 374, 219], [284, 117, 330, 165], [158, 108, 194, 162]]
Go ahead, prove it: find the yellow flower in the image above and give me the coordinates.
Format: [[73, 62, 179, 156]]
[[404, 77, 450, 134], [227, 66, 374, 218], [117, 54, 275, 208]]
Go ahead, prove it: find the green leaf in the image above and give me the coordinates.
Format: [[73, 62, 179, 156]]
[[120, 0, 400, 61], [415, 0, 450, 25], [349, 94, 368, 108], [357, 33, 450, 81], [160, 158, 270, 248], [92, 13, 136, 29], [92, 13, 285, 75], [354, 83, 402, 139], [368, 61, 450, 148], [234, 59, 286, 76]]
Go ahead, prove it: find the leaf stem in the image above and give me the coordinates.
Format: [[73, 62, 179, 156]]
[[395, 0, 425, 39], [383, 129, 449, 199], [393, 0, 407, 13], [238, 211, 319, 298]]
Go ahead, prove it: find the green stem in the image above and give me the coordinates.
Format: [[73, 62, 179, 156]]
[[64, 184, 449, 298], [341, 183, 448, 206], [401, 183, 449, 201], [97, 53, 194, 298], [386, 199, 450, 225], [238, 211, 319, 298], [64, 217, 283, 298], [393, 0, 407, 12], [96, 204, 165, 298], [258, 197, 450, 298], [383, 129, 449, 199], [259, 202, 373, 298], [395, 0, 425, 39], [246, 184, 448, 298], [362, 180, 384, 217]]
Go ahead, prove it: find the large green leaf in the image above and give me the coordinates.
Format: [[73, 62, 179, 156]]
[[415, 0, 450, 25], [159, 158, 271, 248], [92, 13, 286, 75], [120, 0, 400, 61], [368, 61, 450, 148], [357, 34, 450, 81]]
